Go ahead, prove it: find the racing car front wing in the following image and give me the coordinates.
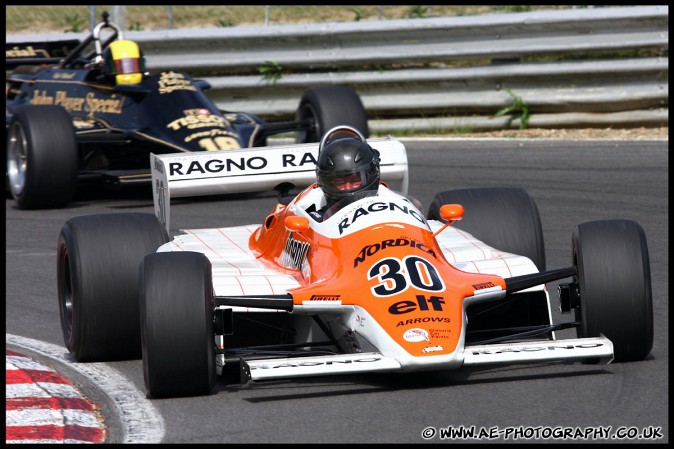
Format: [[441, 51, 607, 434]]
[[240, 336, 613, 382]]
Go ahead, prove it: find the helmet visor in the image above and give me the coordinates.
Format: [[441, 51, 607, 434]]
[[321, 163, 377, 195], [114, 57, 141, 75]]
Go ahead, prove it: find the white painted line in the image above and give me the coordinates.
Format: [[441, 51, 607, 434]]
[[7, 355, 61, 371], [6, 382, 82, 398], [6, 334, 165, 444], [6, 408, 103, 427]]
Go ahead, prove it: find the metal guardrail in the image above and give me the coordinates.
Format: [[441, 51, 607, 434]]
[[7, 6, 669, 132]]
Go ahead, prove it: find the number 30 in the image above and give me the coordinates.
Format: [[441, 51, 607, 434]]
[[368, 256, 445, 297]]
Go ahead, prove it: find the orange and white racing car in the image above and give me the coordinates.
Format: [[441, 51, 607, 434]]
[[56, 127, 653, 398]]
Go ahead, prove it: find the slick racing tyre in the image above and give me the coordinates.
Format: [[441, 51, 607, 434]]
[[57, 213, 169, 361], [427, 187, 546, 271], [295, 86, 368, 143], [7, 105, 78, 209], [572, 219, 653, 362], [141, 252, 216, 398]]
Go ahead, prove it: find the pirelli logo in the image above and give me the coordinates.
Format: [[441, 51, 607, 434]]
[[472, 281, 496, 290], [309, 295, 341, 301]]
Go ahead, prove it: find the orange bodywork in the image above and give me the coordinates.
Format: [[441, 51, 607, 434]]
[[250, 184, 507, 357]]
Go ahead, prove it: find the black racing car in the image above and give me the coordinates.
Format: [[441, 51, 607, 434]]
[[5, 12, 368, 209]]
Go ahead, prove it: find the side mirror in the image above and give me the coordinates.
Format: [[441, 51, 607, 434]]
[[439, 204, 464, 222], [285, 216, 310, 233], [433, 204, 464, 237]]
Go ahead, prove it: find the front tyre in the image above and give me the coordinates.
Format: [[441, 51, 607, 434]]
[[141, 252, 216, 398], [572, 219, 653, 362], [295, 86, 368, 143]]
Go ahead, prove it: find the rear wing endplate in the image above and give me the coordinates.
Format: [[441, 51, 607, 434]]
[[151, 137, 408, 232]]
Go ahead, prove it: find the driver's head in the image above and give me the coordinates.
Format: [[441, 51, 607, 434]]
[[103, 40, 144, 84], [316, 126, 380, 205]]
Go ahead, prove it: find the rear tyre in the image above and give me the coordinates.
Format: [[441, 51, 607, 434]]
[[141, 252, 216, 398], [57, 213, 169, 361], [427, 187, 546, 271], [572, 219, 653, 362], [7, 105, 78, 209], [295, 86, 368, 143]]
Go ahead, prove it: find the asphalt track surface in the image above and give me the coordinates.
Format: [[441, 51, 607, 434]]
[[5, 139, 668, 443]]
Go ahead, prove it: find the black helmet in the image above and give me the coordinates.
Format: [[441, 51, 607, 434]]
[[316, 126, 380, 204]]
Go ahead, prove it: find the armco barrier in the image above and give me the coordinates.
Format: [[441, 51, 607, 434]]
[[6, 6, 668, 132]]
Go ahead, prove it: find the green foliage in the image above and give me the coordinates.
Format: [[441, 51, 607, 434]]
[[216, 19, 233, 27], [128, 21, 144, 31], [494, 5, 532, 13], [407, 6, 429, 18], [523, 47, 665, 62], [5, 6, 631, 34], [257, 60, 284, 85], [449, 126, 476, 135], [494, 89, 531, 130], [64, 13, 85, 33], [386, 125, 477, 137]]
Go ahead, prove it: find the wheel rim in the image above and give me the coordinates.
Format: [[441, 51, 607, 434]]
[[59, 250, 74, 343], [571, 244, 585, 338], [7, 122, 28, 196]]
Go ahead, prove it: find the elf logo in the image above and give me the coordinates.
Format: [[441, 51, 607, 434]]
[[389, 295, 445, 314]]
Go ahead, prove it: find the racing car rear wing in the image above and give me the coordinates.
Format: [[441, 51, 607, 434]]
[[150, 137, 408, 232], [6, 40, 81, 69]]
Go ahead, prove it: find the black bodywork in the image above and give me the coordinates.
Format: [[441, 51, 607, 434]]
[[6, 14, 367, 207], [7, 65, 272, 185], [6, 39, 300, 187]]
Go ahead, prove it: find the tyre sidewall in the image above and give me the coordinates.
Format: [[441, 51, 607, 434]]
[[428, 187, 546, 271], [573, 219, 653, 362], [295, 86, 368, 143], [141, 252, 215, 398], [57, 213, 169, 361], [11, 105, 78, 209]]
